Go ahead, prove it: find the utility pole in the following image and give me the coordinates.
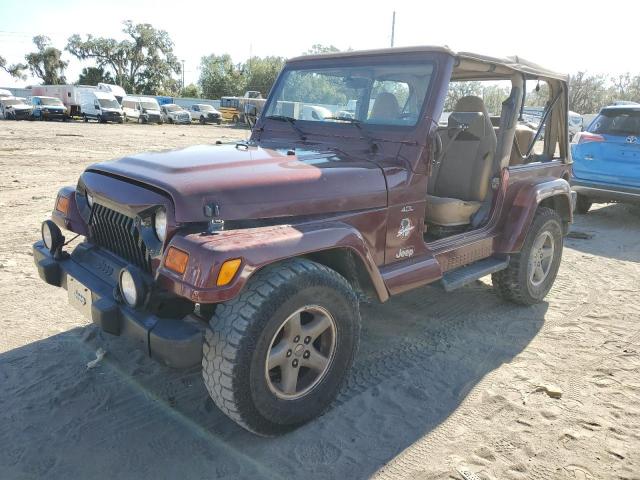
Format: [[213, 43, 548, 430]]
[[390, 11, 396, 47], [181, 59, 185, 91]]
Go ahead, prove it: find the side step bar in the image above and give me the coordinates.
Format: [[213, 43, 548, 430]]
[[440, 256, 510, 292]]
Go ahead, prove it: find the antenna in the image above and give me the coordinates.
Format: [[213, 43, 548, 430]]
[[390, 11, 396, 47]]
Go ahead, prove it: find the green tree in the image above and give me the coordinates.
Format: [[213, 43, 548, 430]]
[[198, 54, 245, 99], [76, 66, 114, 85], [25, 36, 67, 84], [568, 72, 609, 114], [181, 83, 201, 98], [0, 55, 27, 80], [244, 56, 285, 96], [303, 44, 340, 55], [444, 81, 482, 111], [66, 21, 181, 95]]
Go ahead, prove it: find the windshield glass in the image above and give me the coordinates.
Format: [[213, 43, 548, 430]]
[[141, 101, 159, 110], [40, 97, 63, 106], [199, 105, 214, 111], [165, 104, 182, 112], [589, 109, 640, 136], [264, 62, 434, 126], [98, 98, 120, 109]]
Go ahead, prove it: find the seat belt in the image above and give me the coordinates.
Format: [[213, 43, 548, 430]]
[[432, 126, 465, 170]]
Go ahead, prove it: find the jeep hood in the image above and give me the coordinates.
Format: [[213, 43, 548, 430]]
[[87, 144, 387, 223]]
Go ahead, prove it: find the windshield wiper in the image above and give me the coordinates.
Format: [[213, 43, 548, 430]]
[[264, 115, 307, 141], [325, 117, 379, 153]]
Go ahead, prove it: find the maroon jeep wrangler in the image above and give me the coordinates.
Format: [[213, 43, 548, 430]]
[[34, 47, 573, 436]]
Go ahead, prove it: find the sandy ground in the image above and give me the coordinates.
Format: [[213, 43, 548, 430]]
[[0, 120, 639, 480]]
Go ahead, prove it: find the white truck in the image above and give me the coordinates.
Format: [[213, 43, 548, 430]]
[[160, 103, 191, 124], [30, 83, 128, 116], [31, 85, 95, 117], [80, 91, 124, 123], [122, 96, 162, 124], [188, 103, 222, 124]]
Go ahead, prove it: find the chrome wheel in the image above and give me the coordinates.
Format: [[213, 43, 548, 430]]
[[528, 230, 554, 286], [266, 305, 337, 400]]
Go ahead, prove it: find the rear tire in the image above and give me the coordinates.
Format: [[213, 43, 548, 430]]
[[575, 194, 592, 214], [492, 207, 563, 305], [202, 258, 360, 436]]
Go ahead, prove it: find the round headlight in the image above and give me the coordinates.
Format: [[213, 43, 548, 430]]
[[86, 192, 94, 208], [154, 209, 167, 242], [42, 223, 53, 250], [41, 220, 64, 253], [119, 268, 146, 308]]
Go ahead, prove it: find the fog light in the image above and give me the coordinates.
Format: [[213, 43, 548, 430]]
[[119, 267, 146, 308], [41, 220, 64, 253]]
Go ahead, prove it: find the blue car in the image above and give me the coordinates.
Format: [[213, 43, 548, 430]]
[[571, 105, 640, 213]]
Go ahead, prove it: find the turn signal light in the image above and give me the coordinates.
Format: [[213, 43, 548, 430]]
[[165, 247, 189, 275], [217, 259, 242, 286], [55, 195, 70, 215]]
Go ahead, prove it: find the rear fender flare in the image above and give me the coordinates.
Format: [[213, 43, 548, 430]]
[[496, 178, 572, 253]]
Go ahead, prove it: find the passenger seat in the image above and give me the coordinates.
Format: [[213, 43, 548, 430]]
[[509, 124, 536, 166], [425, 96, 497, 227]]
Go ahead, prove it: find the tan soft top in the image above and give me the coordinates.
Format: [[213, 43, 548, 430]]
[[288, 46, 568, 82]]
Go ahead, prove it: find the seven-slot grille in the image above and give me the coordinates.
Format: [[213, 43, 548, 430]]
[[89, 203, 151, 272]]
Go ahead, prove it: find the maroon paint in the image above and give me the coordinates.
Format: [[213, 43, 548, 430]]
[[47, 49, 572, 305]]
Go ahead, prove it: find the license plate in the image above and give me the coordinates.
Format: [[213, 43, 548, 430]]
[[67, 275, 93, 320]]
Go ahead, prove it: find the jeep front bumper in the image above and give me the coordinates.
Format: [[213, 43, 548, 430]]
[[33, 241, 204, 368]]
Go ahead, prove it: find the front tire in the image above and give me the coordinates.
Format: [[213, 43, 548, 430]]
[[199, 115, 205, 124], [202, 258, 360, 436], [575, 194, 592, 214], [492, 207, 563, 305]]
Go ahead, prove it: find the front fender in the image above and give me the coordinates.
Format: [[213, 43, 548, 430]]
[[156, 221, 388, 304], [51, 186, 89, 237], [495, 178, 572, 253]]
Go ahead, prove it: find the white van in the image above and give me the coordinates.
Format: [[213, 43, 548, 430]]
[[122, 96, 162, 124], [80, 91, 124, 123], [97, 83, 126, 104]]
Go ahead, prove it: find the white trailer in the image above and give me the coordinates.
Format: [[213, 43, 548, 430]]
[[31, 84, 95, 117]]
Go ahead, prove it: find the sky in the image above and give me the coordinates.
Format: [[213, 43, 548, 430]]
[[1, 0, 638, 88]]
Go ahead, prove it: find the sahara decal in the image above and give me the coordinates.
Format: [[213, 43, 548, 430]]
[[397, 217, 415, 239]]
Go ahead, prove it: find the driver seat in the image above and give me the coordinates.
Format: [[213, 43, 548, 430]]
[[425, 96, 497, 227]]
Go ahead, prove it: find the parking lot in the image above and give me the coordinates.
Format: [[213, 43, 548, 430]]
[[1, 120, 639, 479]]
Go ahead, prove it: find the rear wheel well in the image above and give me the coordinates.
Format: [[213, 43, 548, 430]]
[[539, 195, 572, 234], [539, 195, 571, 221]]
